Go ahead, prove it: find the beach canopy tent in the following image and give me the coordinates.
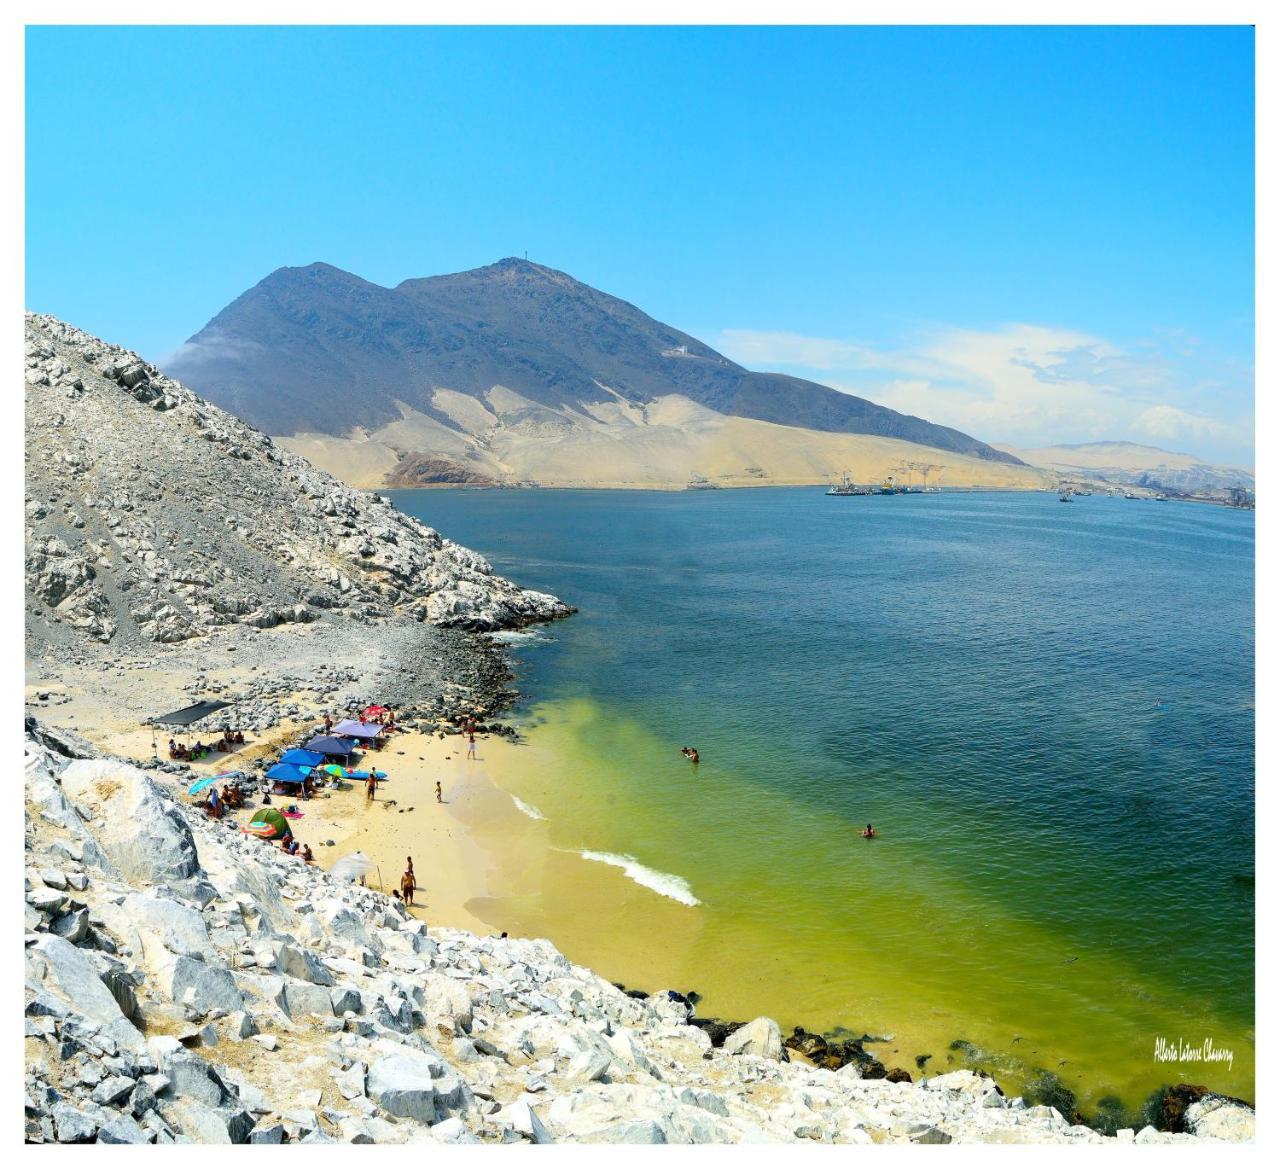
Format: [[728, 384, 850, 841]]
[[152, 700, 231, 727], [247, 807, 289, 839], [265, 762, 311, 787], [280, 748, 326, 768], [333, 719, 385, 741], [305, 735, 359, 757]]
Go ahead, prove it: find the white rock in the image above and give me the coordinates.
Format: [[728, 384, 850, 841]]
[[722, 1016, 785, 1061], [60, 759, 198, 884], [500, 1099, 554, 1144], [366, 1051, 441, 1123]]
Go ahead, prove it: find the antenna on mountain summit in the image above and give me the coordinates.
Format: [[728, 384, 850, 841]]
[[524, 250, 528, 260]]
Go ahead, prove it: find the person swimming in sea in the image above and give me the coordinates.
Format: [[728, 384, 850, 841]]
[[680, 746, 700, 764], [861, 824, 877, 839]]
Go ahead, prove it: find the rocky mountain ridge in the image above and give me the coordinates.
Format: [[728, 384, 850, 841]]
[[23, 725, 1254, 1145], [24, 313, 570, 651], [165, 258, 1026, 483]]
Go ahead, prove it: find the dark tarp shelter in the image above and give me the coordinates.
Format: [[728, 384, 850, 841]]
[[152, 700, 231, 727]]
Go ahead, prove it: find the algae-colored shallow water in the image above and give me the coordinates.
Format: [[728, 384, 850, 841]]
[[392, 487, 1254, 1117]]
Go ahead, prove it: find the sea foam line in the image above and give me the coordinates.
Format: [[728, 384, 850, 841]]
[[511, 795, 546, 821], [487, 629, 551, 645], [577, 849, 701, 907]]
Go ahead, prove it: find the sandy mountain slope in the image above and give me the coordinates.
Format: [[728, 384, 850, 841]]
[[282, 391, 1051, 491], [995, 441, 1253, 493]]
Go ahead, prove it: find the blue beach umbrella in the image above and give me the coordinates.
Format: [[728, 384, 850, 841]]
[[187, 771, 234, 796]]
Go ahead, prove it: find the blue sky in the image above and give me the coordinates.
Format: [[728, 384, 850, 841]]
[[26, 26, 1254, 463]]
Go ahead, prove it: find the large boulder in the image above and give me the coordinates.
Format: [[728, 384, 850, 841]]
[[276, 943, 334, 986], [59, 758, 198, 885], [721, 1016, 785, 1061], [26, 935, 144, 1053], [23, 741, 115, 871], [167, 956, 244, 1014], [366, 1051, 441, 1123], [121, 891, 211, 959], [1184, 1096, 1255, 1141], [417, 971, 473, 1030], [274, 980, 334, 1020], [158, 1098, 254, 1143]]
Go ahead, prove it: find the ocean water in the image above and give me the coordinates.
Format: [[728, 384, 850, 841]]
[[391, 486, 1255, 1114]]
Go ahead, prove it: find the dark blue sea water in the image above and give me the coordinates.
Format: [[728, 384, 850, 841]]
[[391, 486, 1255, 1106]]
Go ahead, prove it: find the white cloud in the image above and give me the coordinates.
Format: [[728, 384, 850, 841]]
[[714, 323, 1253, 464], [1131, 404, 1228, 444]]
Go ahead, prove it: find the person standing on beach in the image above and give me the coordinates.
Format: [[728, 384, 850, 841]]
[[435, 781, 443, 803], [467, 732, 477, 759], [365, 773, 377, 802], [401, 865, 416, 906]]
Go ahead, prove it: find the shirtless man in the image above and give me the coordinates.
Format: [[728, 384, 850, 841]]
[[400, 867, 416, 906]]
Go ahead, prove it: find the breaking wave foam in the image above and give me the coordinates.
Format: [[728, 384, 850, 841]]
[[488, 629, 552, 645], [577, 850, 701, 906], [511, 795, 546, 821]]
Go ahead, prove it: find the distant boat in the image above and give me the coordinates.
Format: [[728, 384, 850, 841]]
[[1124, 491, 1140, 500], [1059, 488, 1073, 503], [826, 474, 869, 496], [1154, 494, 1168, 501]]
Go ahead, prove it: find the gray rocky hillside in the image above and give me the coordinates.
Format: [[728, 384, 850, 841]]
[[23, 725, 1254, 1145], [24, 313, 570, 651]]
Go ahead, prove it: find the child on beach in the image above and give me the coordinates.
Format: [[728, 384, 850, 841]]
[[435, 781, 443, 803], [467, 733, 477, 759]]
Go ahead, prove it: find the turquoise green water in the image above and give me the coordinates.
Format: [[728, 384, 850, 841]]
[[392, 487, 1254, 1116]]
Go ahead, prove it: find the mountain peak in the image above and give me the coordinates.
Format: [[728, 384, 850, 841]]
[[170, 259, 1026, 472], [400, 256, 581, 293], [259, 261, 374, 288]]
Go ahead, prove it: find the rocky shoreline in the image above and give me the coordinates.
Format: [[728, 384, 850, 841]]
[[22, 717, 1254, 1145]]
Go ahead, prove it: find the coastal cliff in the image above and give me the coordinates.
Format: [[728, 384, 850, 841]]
[[24, 313, 570, 652], [23, 725, 1254, 1145]]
